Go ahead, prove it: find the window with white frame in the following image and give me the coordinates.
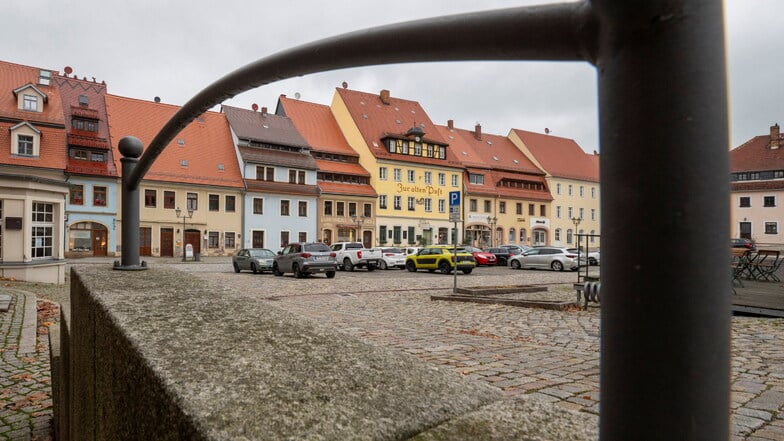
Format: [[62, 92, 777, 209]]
[[23, 94, 38, 111], [469, 173, 484, 185], [591, 187, 596, 198], [299, 232, 308, 242], [556, 183, 561, 195], [568, 207, 573, 219], [424, 198, 432, 212], [281, 200, 290, 216], [764, 196, 776, 207], [579, 186, 584, 197], [765, 222, 778, 234], [451, 174, 458, 187], [556, 206, 562, 219], [17, 135, 34, 156], [555, 228, 561, 241], [566, 228, 573, 244], [407, 197, 416, 211], [31, 202, 54, 258], [379, 167, 388, 180], [579, 207, 584, 219], [591, 209, 596, 221], [393, 168, 402, 182], [379, 195, 387, 209], [739, 196, 751, 207], [438, 173, 446, 186], [438, 199, 445, 213], [393, 196, 401, 210], [568, 184, 573, 196], [298, 201, 308, 217], [253, 198, 264, 214], [424, 171, 432, 184], [407, 169, 415, 183]]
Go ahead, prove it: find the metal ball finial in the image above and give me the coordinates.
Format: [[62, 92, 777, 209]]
[[118, 136, 144, 158]]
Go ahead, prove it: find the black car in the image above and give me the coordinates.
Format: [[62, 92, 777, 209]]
[[487, 247, 512, 266], [731, 238, 756, 252]]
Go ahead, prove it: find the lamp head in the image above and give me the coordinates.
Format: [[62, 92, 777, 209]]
[[175, 207, 182, 217]]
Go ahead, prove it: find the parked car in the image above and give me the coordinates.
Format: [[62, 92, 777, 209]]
[[462, 246, 498, 266], [405, 246, 475, 274], [509, 246, 583, 271], [731, 238, 756, 251], [403, 246, 422, 256], [330, 242, 382, 271], [378, 247, 406, 270], [273, 242, 337, 278], [487, 247, 513, 266], [499, 244, 533, 255], [587, 250, 601, 266], [233, 248, 276, 274]]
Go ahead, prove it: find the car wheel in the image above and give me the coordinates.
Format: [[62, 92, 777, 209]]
[[379, 260, 388, 270], [367, 264, 376, 272], [511, 260, 521, 269], [406, 261, 417, 272], [551, 260, 564, 271], [462, 268, 473, 275], [251, 263, 258, 274], [272, 263, 283, 276], [293, 263, 305, 278], [439, 261, 451, 274], [233, 262, 241, 273], [326, 271, 336, 278], [344, 258, 354, 272]]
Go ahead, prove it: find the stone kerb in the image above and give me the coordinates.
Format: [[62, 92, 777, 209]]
[[62, 265, 597, 440]]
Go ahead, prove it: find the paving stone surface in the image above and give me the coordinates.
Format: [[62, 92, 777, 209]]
[[2, 257, 783, 440]]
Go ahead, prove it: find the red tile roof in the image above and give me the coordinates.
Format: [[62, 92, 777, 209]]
[[105, 94, 243, 188], [0, 61, 66, 171], [318, 181, 378, 197], [335, 88, 463, 168], [315, 158, 370, 176], [55, 75, 118, 177], [277, 96, 358, 157], [730, 130, 784, 173], [511, 129, 599, 182]]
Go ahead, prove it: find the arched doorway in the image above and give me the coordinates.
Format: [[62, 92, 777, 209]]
[[68, 221, 108, 257]]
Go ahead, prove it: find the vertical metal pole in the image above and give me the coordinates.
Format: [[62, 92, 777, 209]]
[[596, 1, 729, 439], [114, 136, 147, 270]]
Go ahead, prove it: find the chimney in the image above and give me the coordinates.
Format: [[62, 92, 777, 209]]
[[770, 123, 780, 149], [447, 119, 454, 130], [474, 123, 482, 140], [379, 89, 390, 105], [261, 107, 268, 117]]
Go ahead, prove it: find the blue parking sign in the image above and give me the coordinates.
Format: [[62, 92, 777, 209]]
[[449, 191, 460, 207]]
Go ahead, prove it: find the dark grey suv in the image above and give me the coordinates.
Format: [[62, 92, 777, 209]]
[[273, 242, 337, 278]]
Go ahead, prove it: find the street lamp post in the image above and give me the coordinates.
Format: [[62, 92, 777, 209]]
[[175, 206, 194, 262], [571, 216, 582, 248], [487, 216, 497, 247], [351, 214, 366, 244]]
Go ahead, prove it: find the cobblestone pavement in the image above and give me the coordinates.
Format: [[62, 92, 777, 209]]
[[2, 258, 783, 440]]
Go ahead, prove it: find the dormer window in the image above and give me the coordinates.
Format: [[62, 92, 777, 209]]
[[38, 70, 52, 86], [10, 122, 41, 157], [23, 94, 38, 111]]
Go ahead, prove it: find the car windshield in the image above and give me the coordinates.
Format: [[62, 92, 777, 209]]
[[382, 248, 403, 254], [303, 243, 330, 252], [249, 249, 274, 258], [463, 246, 480, 252]]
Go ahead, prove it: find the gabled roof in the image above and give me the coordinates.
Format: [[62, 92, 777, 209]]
[[0, 61, 64, 126], [0, 61, 66, 171], [13, 84, 48, 103], [511, 128, 598, 182], [222, 105, 310, 149], [238, 146, 317, 170], [334, 88, 462, 168], [730, 126, 784, 173], [56, 75, 118, 177], [9, 121, 41, 134], [105, 94, 243, 188], [277, 95, 358, 157]]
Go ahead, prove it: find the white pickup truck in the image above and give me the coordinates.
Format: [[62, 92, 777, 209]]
[[329, 242, 382, 271]]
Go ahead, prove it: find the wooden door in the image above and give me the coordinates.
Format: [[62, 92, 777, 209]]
[[92, 227, 107, 256], [160, 228, 174, 257], [184, 230, 201, 254], [740, 222, 752, 240], [252, 230, 265, 248], [139, 227, 152, 256]]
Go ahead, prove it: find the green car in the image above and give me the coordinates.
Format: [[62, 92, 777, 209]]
[[405, 246, 475, 274]]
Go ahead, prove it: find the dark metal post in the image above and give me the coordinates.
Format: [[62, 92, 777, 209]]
[[595, 1, 730, 439], [114, 136, 147, 270]]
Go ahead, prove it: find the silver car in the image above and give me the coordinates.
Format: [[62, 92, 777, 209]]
[[509, 246, 582, 271], [232, 248, 276, 274], [273, 242, 337, 278], [378, 247, 406, 270]]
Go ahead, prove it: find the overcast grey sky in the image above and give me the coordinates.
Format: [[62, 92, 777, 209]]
[[6, 1, 781, 152]]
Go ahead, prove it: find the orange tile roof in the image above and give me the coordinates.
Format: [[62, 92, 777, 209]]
[[0, 61, 66, 171], [511, 129, 599, 182], [277, 95, 359, 157], [335, 88, 463, 168], [730, 128, 784, 172], [105, 94, 243, 188], [439, 125, 545, 175], [315, 158, 370, 176]]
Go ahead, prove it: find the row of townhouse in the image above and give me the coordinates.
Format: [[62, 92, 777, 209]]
[[0, 59, 601, 283]]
